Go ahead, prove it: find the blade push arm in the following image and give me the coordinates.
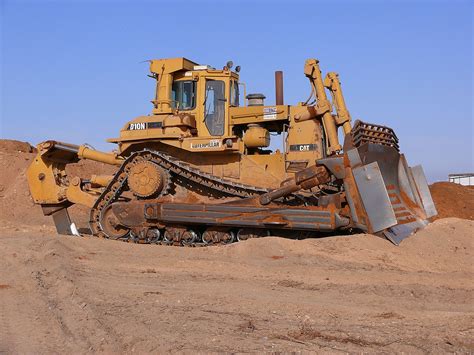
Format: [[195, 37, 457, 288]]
[[303, 59, 342, 154], [324, 72, 352, 135]]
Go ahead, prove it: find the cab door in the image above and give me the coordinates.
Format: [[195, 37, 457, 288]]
[[204, 79, 226, 136]]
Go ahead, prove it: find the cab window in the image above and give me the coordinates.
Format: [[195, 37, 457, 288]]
[[230, 80, 239, 107], [204, 80, 225, 136], [171, 80, 196, 110]]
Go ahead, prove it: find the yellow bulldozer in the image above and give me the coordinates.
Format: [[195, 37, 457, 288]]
[[26, 57, 437, 245]]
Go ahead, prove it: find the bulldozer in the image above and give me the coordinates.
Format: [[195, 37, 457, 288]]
[[26, 57, 437, 245]]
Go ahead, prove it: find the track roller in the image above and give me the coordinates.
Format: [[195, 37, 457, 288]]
[[163, 229, 175, 243], [181, 230, 199, 246], [146, 228, 162, 244], [236, 228, 270, 241], [202, 229, 235, 245]]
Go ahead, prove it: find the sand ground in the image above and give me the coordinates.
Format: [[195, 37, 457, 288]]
[[0, 219, 472, 353]]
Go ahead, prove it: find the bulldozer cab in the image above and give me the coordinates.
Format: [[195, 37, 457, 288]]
[[149, 57, 240, 139]]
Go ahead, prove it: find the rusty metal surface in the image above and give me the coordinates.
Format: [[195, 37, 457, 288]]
[[275, 71, 284, 105], [99, 204, 130, 240], [113, 200, 338, 233], [259, 165, 330, 205], [259, 184, 300, 205], [317, 156, 345, 179]]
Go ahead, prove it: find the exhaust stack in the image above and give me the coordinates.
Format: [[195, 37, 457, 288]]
[[275, 70, 284, 105]]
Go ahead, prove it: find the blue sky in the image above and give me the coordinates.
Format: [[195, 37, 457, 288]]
[[1, 0, 472, 181]]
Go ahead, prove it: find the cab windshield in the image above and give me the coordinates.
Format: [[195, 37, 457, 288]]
[[171, 80, 196, 110]]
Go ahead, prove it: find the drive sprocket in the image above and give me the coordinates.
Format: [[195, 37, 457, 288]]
[[128, 160, 170, 198]]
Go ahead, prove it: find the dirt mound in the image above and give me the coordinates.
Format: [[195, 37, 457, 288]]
[[224, 218, 472, 273], [0, 139, 36, 153], [429, 182, 474, 220]]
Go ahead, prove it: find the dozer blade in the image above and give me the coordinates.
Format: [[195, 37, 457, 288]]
[[344, 121, 437, 244]]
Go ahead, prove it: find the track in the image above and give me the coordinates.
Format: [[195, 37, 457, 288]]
[[89, 150, 270, 245]]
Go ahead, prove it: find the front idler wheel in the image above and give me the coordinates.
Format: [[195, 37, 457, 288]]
[[100, 204, 130, 240]]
